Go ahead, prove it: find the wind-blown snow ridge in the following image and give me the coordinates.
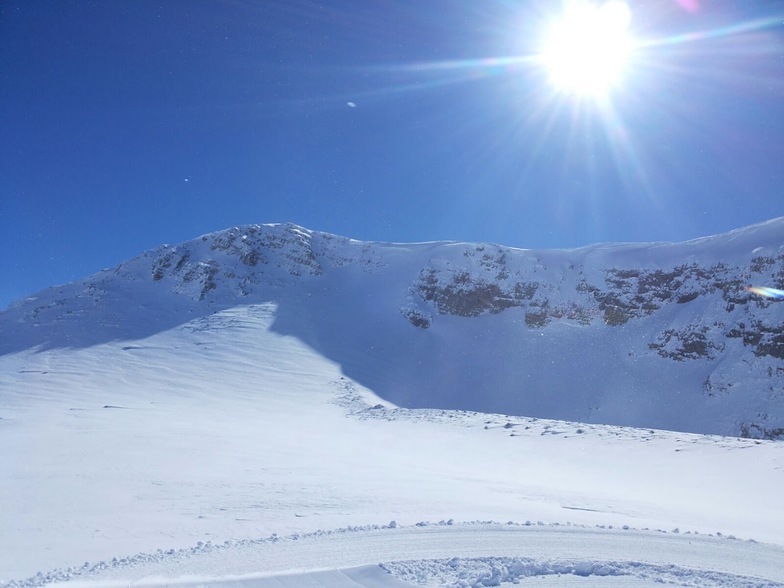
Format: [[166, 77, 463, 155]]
[[2, 218, 783, 437], [5, 521, 782, 587]]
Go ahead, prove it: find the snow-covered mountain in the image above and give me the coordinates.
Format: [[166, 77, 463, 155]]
[[2, 221, 784, 586], [3, 218, 783, 438]]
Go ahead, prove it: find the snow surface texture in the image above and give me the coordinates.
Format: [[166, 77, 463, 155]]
[[2, 219, 783, 438], [2, 221, 784, 585], [12, 523, 784, 587]]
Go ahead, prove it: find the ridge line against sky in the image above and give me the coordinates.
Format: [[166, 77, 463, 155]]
[[2, 0, 783, 309], [3, 215, 783, 315]]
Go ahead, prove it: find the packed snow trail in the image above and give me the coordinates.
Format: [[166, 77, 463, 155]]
[[10, 523, 783, 587]]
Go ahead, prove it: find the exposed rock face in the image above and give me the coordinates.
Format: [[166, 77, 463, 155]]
[[404, 250, 784, 360], [405, 256, 780, 332], [3, 219, 783, 438], [147, 224, 324, 300]]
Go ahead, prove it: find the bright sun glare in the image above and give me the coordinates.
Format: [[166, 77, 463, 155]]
[[542, 0, 634, 97]]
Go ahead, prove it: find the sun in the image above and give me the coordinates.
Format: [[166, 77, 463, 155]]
[[541, 0, 634, 97]]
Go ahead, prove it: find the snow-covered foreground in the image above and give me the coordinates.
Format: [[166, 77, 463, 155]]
[[2, 304, 784, 585]]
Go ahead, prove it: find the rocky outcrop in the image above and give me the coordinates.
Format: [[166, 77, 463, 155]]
[[147, 224, 323, 300], [648, 325, 725, 361]]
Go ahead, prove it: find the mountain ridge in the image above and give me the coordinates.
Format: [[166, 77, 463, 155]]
[[3, 218, 783, 438]]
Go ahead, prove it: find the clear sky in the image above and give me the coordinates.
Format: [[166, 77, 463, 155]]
[[2, 0, 783, 309]]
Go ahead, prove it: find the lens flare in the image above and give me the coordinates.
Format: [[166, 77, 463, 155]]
[[747, 286, 784, 300], [675, 0, 700, 13]]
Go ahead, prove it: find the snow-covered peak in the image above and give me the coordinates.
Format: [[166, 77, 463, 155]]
[[2, 218, 783, 438]]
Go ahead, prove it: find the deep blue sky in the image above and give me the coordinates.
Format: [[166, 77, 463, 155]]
[[2, 0, 783, 309]]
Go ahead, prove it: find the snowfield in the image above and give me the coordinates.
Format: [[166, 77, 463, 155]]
[[2, 303, 783, 586]]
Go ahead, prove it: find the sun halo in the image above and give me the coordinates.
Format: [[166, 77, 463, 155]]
[[541, 1, 635, 98]]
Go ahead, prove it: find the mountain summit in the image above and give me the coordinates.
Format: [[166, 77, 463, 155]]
[[3, 218, 783, 438]]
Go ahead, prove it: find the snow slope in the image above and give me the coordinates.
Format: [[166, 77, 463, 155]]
[[2, 303, 783, 585], [2, 219, 783, 438]]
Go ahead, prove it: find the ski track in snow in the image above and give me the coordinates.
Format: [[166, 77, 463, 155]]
[[5, 522, 784, 587]]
